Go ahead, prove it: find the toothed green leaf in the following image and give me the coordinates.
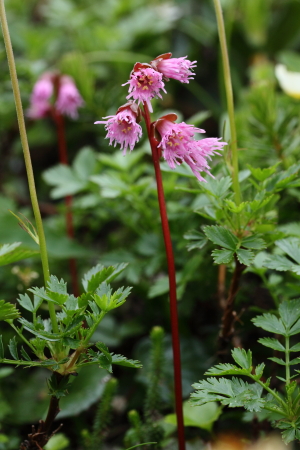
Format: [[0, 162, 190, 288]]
[[8, 336, 18, 360], [258, 338, 285, 352], [211, 249, 234, 264], [0, 300, 20, 321], [231, 348, 252, 370], [82, 263, 128, 292], [252, 313, 286, 335], [241, 235, 266, 250], [204, 226, 238, 251], [236, 248, 254, 266]]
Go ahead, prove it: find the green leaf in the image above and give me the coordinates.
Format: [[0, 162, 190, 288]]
[[236, 249, 254, 266], [205, 363, 249, 377], [8, 337, 18, 360], [211, 249, 234, 264], [0, 300, 20, 321], [290, 342, 300, 352], [20, 347, 31, 361], [241, 235, 266, 250], [204, 226, 238, 251], [43, 164, 87, 199], [231, 348, 252, 370], [268, 357, 286, 366], [164, 400, 221, 432], [276, 238, 300, 265], [258, 338, 285, 352], [224, 200, 247, 213], [281, 427, 296, 444], [255, 363, 265, 379], [249, 195, 274, 212], [247, 163, 281, 182], [46, 276, 69, 305], [289, 319, 300, 336], [184, 230, 207, 251], [0, 336, 3, 360], [252, 313, 286, 335], [17, 294, 34, 312], [111, 354, 142, 369], [0, 242, 39, 266], [203, 177, 232, 198], [279, 299, 300, 329], [263, 254, 296, 272], [95, 342, 112, 363], [82, 263, 128, 292]]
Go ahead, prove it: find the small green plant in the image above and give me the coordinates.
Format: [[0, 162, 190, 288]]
[[191, 298, 300, 444]]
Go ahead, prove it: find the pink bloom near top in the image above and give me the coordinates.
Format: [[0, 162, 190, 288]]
[[95, 104, 142, 155], [123, 65, 166, 113], [95, 53, 227, 181], [154, 117, 226, 182]]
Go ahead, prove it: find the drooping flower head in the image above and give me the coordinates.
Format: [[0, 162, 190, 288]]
[[27, 74, 53, 119], [95, 102, 143, 155], [55, 75, 84, 119], [153, 114, 226, 181], [123, 63, 166, 112], [151, 53, 197, 83]]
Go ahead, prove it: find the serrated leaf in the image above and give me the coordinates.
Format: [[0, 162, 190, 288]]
[[87, 350, 112, 372], [255, 363, 265, 379], [268, 357, 286, 366], [236, 249, 254, 266], [63, 315, 84, 336], [205, 363, 248, 376], [111, 354, 142, 369], [20, 347, 31, 361], [247, 163, 281, 182], [204, 226, 238, 251], [17, 294, 34, 312], [279, 299, 300, 329], [258, 338, 285, 352], [224, 200, 247, 213], [252, 313, 286, 335], [0, 336, 3, 359], [281, 427, 296, 444], [249, 195, 274, 212], [202, 176, 232, 198], [18, 318, 61, 342], [263, 254, 296, 272], [82, 263, 128, 292], [46, 276, 69, 305], [276, 238, 300, 264], [0, 300, 20, 321], [184, 230, 207, 251], [0, 242, 39, 266], [95, 342, 112, 363], [8, 337, 18, 360], [241, 235, 266, 250], [290, 342, 300, 352], [231, 348, 252, 370], [211, 249, 234, 264], [289, 318, 300, 336]]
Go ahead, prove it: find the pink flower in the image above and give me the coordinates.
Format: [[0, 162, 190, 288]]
[[95, 103, 142, 155], [56, 76, 84, 119], [154, 115, 226, 181], [27, 76, 53, 119], [151, 53, 197, 83], [123, 63, 166, 113]]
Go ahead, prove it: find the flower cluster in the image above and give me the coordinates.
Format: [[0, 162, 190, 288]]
[[28, 73, 84, 120], [95, 53, 226, 181]]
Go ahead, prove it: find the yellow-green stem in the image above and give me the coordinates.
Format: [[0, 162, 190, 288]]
[[0, 0, 58, 333], [213, 0, 241, 206]]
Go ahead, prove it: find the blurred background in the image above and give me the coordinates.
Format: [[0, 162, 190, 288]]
[[1, 0, 300, 449]]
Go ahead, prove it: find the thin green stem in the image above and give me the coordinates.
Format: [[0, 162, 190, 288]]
[[212, 0, 241, 206], [0, 0, 58, 333], [82, 311, 106, 346], [286, 336, 290, 385], [250, 375, 287, 410], [10, 324, 36, 353]]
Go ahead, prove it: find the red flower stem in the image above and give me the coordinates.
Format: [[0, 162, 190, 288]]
[[143, 103, 185, 450], [52, 110, 80, 297]]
